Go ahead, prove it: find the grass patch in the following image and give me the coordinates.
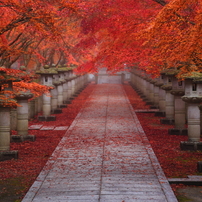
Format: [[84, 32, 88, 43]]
[[0, 177, 26, 202]]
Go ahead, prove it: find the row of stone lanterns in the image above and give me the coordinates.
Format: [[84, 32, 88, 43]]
[[0, 65, 89, 161], [130, 68, 202, 151], [36, 64, 89, 121]]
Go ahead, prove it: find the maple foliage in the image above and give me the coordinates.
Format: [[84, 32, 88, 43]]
[[74, 0, 163, 73], [0, 0, 82, 68], [73, 0, 202, 77], [0, 0, 201, 76], [0, 67, 52, 107], [137, 0, 202, 78]]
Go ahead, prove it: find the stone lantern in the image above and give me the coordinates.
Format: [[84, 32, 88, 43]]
[[57, 65, 69, 107], [11, 92, 36, 142], [70, 71, 77, 99], [0, 69, 18, 160], [149, 78, 158, 109], [169, 72, 187, 135], [181, 75, 202, 151], [153, 78, 160, 109], [155, 75, 165, 117], [160, 71, 175, 124], [64, 68, 72, 104], [36, 65, 56, 121]]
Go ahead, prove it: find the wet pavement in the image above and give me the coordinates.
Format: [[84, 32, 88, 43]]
[[22, 84, 178, 202]]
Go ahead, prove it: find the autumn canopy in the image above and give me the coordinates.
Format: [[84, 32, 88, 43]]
[[0, 0, 201, 76]]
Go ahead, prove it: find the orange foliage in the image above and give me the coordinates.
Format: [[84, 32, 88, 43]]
[[138, 0, 202, 78]]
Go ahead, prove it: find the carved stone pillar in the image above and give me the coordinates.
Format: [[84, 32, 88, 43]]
[[11, 93, 35, 142], [181, 77, 202, 151], [169, 76, 187, 135], [160, 73, 174, 124], [155, 75, 165, 116], [36, 66, 56, 121]]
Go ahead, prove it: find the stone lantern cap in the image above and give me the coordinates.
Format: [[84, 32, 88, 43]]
[[56, 65, 74, 83], [36, 65, 58, 75], [53, 80, 62, 86], [161, 84, 172, 91], [184, 72, 202, 83], [15, 92, 33, 100], [150, 79, 156, 84]]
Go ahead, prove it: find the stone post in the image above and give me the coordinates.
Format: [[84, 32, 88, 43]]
[[155, 75, 165, 116], [11, 93, 35, 142], [37, 96, 42, 113], [0, 78, 18, 160], [0, 106, 18, 161], [28, 99, 35, 120], [160, 73, 174, 124], [66, 77, 72, 103], [71, 74, 76, 98], [181, 77, 202, 151], [64, 70, 71, 104], [169, 75, 187, 135], [145, 78, 151, 103], [36, 66, 56, 121], [57, 67, 68, 107], [51, 77, 62, 114], [34, 98, 38, 115], [153, 79, 160, 109], [10, 108, 17, 131]]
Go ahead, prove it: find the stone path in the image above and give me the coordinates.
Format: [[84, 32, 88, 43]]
[[22, 84, 178, 202]]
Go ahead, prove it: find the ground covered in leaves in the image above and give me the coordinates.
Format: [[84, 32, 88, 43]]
[[0, 83, 96, 202], [1, 82, 202, 202], [124, 83, 202, 202]]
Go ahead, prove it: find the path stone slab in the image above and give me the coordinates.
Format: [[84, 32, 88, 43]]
[[40, 126, 55, 130], [54, 126, 69, 130], [28, 125, 43, 130]]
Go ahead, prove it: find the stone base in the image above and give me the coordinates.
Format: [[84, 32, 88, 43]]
[[38, 115, 56, 121], [180, 141, 202, 151], [136, 91, 142, 96], [146, 101, 153, 105], [137, 92, 143, 96], [168, 128, 188, 136], [0, 150, 18, 161], [150, 106, 158, 109], [58, 104, 67, 108], [160, 118, 174, 125], [142, 98, 149, 102], [73, 94, 79, 98], [77, 89, 83, 93], [64, 100, 71, 104], [52, 108, 62, 114], [11, 135, 36, 142], [140, 95, 146, 99], [197, 162, 202, 172], [155, 111, 166, 117]]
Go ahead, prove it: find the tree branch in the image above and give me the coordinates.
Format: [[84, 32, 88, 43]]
[[152, 0, 167, 6]]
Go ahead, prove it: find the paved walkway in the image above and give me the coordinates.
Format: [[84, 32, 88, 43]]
[[22, 84, 178, 202]]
